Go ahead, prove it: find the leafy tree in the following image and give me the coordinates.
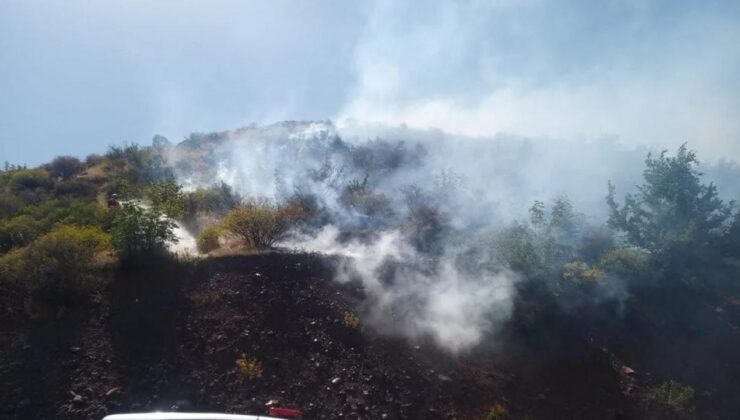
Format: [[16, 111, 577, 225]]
[[223, 198, 300, 249], [185, 182, 242, 217], [111, 202, 177, 264], [46, 156, 84, 180], [607, 144, 734, 261], [147, 180, 185, 219], [529, 200, 546, 227]]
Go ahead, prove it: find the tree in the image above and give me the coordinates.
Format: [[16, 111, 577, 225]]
[[607, 144, 733, 261], [147, 180, 185, 219], [46, 156, 84, 180], [111, 202, 177, 264], [223, 198, 301, 249]]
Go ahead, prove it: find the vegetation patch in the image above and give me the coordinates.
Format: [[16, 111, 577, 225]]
[[235, 353, 263, 379], [646, 380, 695, 408]]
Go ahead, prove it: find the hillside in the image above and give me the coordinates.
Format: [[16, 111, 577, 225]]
[[0, 252, 631, 419], [1, 123, 740, 419]]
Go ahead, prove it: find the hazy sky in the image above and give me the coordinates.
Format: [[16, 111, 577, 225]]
[[2, 0, 739, 165]]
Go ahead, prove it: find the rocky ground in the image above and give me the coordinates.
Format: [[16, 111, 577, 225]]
[[0, 252, 732, 419]]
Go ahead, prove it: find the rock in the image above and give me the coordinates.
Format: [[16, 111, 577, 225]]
[[621, 366, 636, 375], [72, 394, 83, 404], [331, 377, 341, 384]]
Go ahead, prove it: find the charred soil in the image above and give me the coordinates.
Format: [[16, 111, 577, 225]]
[[1, 252, 738, 419]]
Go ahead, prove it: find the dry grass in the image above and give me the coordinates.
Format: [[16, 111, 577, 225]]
[[235, 353, 262, 379], [342, 311, 360, 329]]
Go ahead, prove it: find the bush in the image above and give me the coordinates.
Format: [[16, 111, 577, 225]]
[[7, 169, 52, 193], [598, 247, 649, 279], [184, 182, 241, 217], [235, 353, 262, 379], [0, 192, 25, 218], [85, 153, 104, 167], [563, 260, 606, 283], [22, 225, 113, 298], [0, 215, 40, 254], [147, 180, 185, 219], [196, 225, 221, 254], [46, 155, 84, 180], [223, 199, 301, 249], [107, 177, 138, 200], [52, 178, 98, 199], [342, 311, 360, 329], [111, 202, 177, 264], [0, 248, 26, 283], [19, 199, 104, 231]]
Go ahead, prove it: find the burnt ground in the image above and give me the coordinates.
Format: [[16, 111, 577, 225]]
[[1, 252, 738, 419]]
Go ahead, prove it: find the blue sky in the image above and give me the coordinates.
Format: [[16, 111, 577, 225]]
[[2, 0, 739, 165]]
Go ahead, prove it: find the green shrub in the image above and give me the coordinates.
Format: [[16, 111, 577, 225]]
[[0, 247, 27, 283], [111, 202, 177, 264], [22, 225, 113, 298], [46, 156, 84, 180], [19, 199, 104, 231], [0, 215, 40, 253], [235, 353, 262, 379], [147, 180, 185, 219], [223, 199, 303, 249], [196, 225, 221, 254], [184, 182, 242, 221], [598, 247, 649, 279], [563, 260, 607, 283], [7, 168, 52, 193], [107, 177, 138, 200], [0, 192, 25, 218], [52, 178, 98, 199], [85, 153, 104, 167]]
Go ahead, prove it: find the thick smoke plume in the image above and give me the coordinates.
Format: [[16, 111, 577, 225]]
[[168, 120, 740, 352]]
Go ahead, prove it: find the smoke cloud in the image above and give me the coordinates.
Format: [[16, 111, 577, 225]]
[[167, 120, 740, 352], [284, 225, 517, 352]]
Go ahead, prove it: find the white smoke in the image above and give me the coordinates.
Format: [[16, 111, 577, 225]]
[[169, 120, 740, 352], [282, 225, 517, 353]]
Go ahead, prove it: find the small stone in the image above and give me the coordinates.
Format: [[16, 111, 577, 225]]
[[331, 377, 341, 384], [621, 366, 636, 375]]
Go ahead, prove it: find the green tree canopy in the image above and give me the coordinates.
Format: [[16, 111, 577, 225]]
[[607, 144, 734, 259], [111, 202, 177, 264]]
